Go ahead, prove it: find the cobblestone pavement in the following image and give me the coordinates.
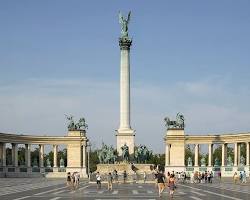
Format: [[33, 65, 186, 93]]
[[0, 178, 249, 200]]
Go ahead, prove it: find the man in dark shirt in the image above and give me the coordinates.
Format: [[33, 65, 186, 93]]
[[156, 170, 166, 197]]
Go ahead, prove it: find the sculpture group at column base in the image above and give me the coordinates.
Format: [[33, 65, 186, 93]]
[[116, 129, 135, 156]]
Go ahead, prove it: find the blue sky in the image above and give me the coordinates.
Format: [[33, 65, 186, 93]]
[[0, 1, 250, 152]]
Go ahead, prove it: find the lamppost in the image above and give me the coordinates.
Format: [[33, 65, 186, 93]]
[[87, 141, 91, 181]]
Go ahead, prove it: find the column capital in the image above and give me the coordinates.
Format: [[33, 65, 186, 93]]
[[119, 37, 132, 50]]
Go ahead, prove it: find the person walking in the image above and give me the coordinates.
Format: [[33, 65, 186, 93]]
[[156, 170, 166, 197], [123, 170, 127, 183], [66, 172, 72, 189], [242, 171, 247, 184], [168, 174, 176, 198], [107, 172, 113, 191], [233, 172, 238, 184], [96, 172, 102, 189]]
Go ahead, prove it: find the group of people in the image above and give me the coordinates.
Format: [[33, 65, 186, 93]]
[[66, 172, 80, 190], [96, 170, 121, 191], [189, 171, 213, 184], [233, 171, 247, 184], [155, 171, 176, 198]]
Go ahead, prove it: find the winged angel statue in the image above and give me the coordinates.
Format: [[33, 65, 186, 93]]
[[119, 11, 131, 38]]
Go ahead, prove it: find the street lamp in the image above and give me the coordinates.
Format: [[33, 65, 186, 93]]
[[87, 141, 91, 181]]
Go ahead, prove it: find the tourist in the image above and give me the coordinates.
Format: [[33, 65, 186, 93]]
[[207, 171, 211, 183], [156, 170, 165, 197], [71, 172, 76, 189], [242, 171, 247, 184], [168, 174, 176, 198], [96, 172, 101, 189], [233, 172, 238, 184], [218, 171, 221, 181], [107, 172, 113, 190], [74, 172, 80, 189], [113, 169, 118, 183], [123, 170, 127, 183], [66, 172, 72, 189]]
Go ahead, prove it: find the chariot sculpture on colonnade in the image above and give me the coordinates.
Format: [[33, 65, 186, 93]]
[[164, 112, 185, 129]]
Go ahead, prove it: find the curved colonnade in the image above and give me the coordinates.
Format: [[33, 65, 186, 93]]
[[0, 130, 88, 178], [165, 129, 250, 177]]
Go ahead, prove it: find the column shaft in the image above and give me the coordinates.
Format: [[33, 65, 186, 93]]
[[12, 143, 18, 167], [119, 49, 131, 129], [222, 143, 227, 166], [234, 143, 238, 166], [82, 145, 86, 168], [25, 144, 31, 167], [246, 142, 249, 166], [39, 144, 44, 168], [208, 144, 213, 167], [165, 144, 170, 166], [237, 143, 241, 165], [2, 143, 6, 166], [195, 144, 199, 167], [0, 143, 2, 166], [53, 145, 58, 167]]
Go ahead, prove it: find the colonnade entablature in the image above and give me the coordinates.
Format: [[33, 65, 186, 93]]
[[0, 130, 88, 178], [164, 129, 250, 177]]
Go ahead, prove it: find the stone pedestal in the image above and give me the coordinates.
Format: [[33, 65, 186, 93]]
[[164, 129, 185, 172]]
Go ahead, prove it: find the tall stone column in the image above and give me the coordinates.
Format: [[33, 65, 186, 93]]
[[12, 143, 18, 167], [82, 145, 86, 168], [39, 144, 44, 168], [246, 142, 249, 166], [0, 143, 2, 166], [208, 143, 213, 167], [53, 145, 58, 168], [165, 144, 170, 166], [237, 143, 241, 165], [25, 144, 31, 167], [116, 36, 135, 156], [222, 143, 227, 166], [234, 143, 238, 166], [2, 143, 6, 167], [195, 144, 199, 167]]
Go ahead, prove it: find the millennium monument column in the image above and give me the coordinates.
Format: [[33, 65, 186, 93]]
[[116, 11, 135, 156]]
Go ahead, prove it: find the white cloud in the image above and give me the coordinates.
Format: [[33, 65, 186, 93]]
[[0, 76, 250, 153]]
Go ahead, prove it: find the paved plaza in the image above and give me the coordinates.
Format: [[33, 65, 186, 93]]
[[0, 178, 249, 200]]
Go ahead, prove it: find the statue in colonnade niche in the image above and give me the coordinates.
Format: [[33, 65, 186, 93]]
[[187, 157, 193, 166], [214, 157, 220, 166], [200, 157, 206, 167], [227, 155, 233, 166], [240, 155, 245, 166], [46, 158, 51, 167], [60, 158, 64, 167]]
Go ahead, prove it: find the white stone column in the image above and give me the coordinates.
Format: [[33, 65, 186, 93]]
[[195, 144, 199, 167], [234, 143, 238, 166], [39, 144, 44, 168], [0, 143, 2, 166], [208, 143, 213, 167], [82, 145, 86, 168], [237, 143, 241, 165], [246, 142, 249, 166], [53, 145, 58, 168], [2, 143, 6, 167], [25, 144, 31, 167], [222, 143, 227, 166], [165, 144, 170, 166], [119, 42, 131, 130], [12, 143, 18, 167]]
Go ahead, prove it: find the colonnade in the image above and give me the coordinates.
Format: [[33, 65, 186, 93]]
[[0, 131, 88, 178], [165, 130, 250, 176], [0, 143, 85, 168]]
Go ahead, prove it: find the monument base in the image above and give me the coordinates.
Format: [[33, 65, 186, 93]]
[[116, 129, 135, 155], [96, 163, 154, 175]]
